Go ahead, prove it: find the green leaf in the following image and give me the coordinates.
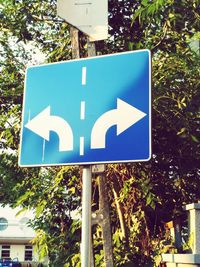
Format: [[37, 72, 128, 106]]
[[191, 134, 199, 143]]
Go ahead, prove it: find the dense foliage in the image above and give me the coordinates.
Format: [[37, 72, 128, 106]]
[[0, 0, 200, 266]]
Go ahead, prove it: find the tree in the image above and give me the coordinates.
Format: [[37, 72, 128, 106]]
[[0, 0, 200, 266], [104, 1, 200, 265]]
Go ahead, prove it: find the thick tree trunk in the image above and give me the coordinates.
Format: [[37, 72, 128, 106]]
[[98, 174, 114, 267], [87, 39, 96, 57], [70, 26, 80, 59]]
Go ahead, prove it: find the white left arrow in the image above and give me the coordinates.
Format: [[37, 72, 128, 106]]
[[91, 98, 147, 149], [25, 106, 73, 152]]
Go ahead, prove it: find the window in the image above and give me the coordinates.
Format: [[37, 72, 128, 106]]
[[25, 245, 33, 261], [1, 245, 10, 259], [0, 217, 8, 231], [19, 217, 29, 231]]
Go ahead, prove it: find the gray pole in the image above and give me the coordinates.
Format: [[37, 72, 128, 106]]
[[87, 40, 114, 266], [69, 29, 113, 266], [87, 39, 96, 57], [69, 26, 92, 267], [86, 38, 96, 267], [81, 166, 92, 267]]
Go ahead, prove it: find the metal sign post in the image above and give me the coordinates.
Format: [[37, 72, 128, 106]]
[[70, 28, 93, 267], [81, 165, 92, 267]]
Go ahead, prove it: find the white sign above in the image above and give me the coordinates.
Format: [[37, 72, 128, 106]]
[[57, 0, 108, 41]]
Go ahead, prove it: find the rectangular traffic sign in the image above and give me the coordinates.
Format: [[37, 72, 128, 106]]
[[57, 0, 108, 41], [19, 50, 151, 167]]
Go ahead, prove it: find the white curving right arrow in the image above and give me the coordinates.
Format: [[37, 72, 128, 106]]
[[91, 98, 147, 149]]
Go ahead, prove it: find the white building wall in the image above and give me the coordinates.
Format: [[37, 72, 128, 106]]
[[0, 205, 35, 240], [0, 205, 36, 262], [10, 244, 25, 261], [0, 205, 48, 265]]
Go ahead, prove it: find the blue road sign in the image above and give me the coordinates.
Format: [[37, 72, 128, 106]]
[[19, 50, 151, 167]]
